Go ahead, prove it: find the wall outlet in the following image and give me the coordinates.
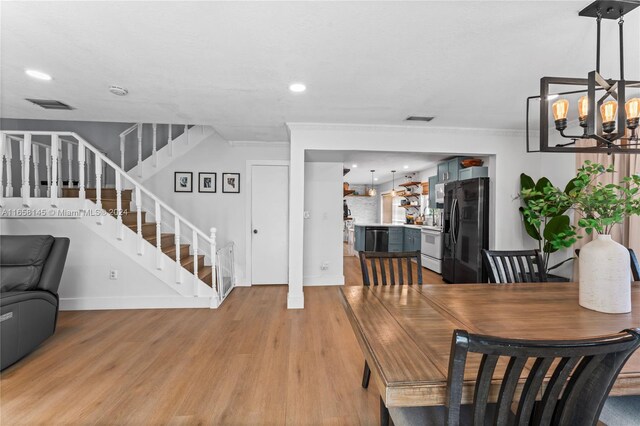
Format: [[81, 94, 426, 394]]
[[303, 211, 311, 219], [109, 269, 119, 280], [321, 262, 329, 271]]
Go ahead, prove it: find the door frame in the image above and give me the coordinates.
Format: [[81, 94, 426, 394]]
[[245, 160, 291, 286]]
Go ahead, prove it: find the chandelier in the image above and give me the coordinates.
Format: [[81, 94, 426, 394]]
[[526, 0, 640, 154]]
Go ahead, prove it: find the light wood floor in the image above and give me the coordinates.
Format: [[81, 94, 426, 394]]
[[0, 255, 443, 425]]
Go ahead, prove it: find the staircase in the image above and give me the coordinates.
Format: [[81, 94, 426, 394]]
[[0, 130, 234, 308]]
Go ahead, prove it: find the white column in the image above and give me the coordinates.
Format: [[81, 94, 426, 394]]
[[115, 172, 124, 240], [209, 227, 219, 308], [288, 143, 305, 309], [152, 123, 158, 167], [45, 147, 51, 198], [120, 135, 125, 170], [50, 135, 59, 207], [21, 134, 32, 206], [137, 123, 143, 177], [32, 145, 40, 197], [174, 216, 181, 283], [66, 142, 73, 188], [4, 137, 13, 198], [192, 229, 199, 296], [77, 144, 86, 201], [168, 124, 173, 157], [135, 186, 143, 254], [155, 201, 163, 269], [94, 156, 102, 224], [0, 134, 5, 206]]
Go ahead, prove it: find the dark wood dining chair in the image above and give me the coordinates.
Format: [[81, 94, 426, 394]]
[[575, 248, 640, 281], [358, 251, 422, 389], [388, 328, 640, 426], [481, 249, 546, 283]]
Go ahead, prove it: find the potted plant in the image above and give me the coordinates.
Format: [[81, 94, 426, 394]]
[[524, 161, 640, 313], [519, 174, 578, 280]]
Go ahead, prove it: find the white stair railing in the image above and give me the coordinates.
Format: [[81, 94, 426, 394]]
[[119, 123, 191, 178], [216, 241, 235, 304], [1, 130, 220, 305]]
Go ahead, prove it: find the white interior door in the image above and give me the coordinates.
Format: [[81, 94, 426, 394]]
[[251, 165, 289, 284]]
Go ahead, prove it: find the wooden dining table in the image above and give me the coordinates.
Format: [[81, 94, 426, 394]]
[[339, 282, 640, 418]]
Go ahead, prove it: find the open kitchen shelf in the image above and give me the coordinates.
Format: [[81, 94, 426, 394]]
[[343, 189, 356, 197], [399, 181, 421, 187]]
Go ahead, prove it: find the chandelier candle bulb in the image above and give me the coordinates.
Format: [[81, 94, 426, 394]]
[[600, 100, 618, 133], [626, 98, 640, 129], [578, 96, 589, 127], [552, 99, 569, 131]]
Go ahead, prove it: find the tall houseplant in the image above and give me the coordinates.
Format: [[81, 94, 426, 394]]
[[519, 174, 577, 276], [524, 161, 640, 313]]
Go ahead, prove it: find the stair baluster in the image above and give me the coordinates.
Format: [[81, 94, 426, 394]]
[[137, 123, 143, 178], [50, 135, 59, 207], [192, 229, 199, 296], [78, 145, 86, 201], [115, 172, 124, 240], [86, 150, 92, 189], [210, 227, 218, 307], [175, 216, 181, 283], [4, 137, 13, 198], [152, 123, 157, 167], [32, 145, 40, 198], [94, 156, 102, 224], [120, 133, 125, 170], [168, 124, 173, 157], [135, 186, 143, 254], [45, 147, 51, 198], [0, 134, 5, 206], [155, 201, 163, 270], [66, 141, 73, 188], [21, 134, 31, 207]]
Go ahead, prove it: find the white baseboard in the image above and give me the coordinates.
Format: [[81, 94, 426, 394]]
[[287, 291, 304, 309], [60, 296, 213, 311], [303, 274, 345, 286]]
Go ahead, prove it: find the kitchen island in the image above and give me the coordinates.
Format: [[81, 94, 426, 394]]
[[353, 224, 422, 252]]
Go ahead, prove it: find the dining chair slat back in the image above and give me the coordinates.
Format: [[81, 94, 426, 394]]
[[358, 251, 422, 286], [481, 249, 546, 283], [445, 328, 640, 426], [358, 251, 422, 390], [575, 248, 640, 281]]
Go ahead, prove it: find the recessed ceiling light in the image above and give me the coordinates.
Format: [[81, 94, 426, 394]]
[[374, 177, 379, 181], [403, 165, 409, 169], [352, 164, 358, 168], [25, 69, 52, 81], [406, 116, 435, 122], [289, 83, 306, 93], [109, 85, 128, 96]]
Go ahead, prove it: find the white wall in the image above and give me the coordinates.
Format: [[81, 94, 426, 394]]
[[344, 184, 379, 224], [142, 136, 290, 285], [286, 123, 563, 308], [303, 162, 344, 286], [0, 218, 184, 309]]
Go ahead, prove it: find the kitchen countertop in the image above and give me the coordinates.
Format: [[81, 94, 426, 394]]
[[354, 223, 440, 231]]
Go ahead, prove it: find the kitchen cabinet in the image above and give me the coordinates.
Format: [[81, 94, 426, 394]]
[[437, 162, 449, 183], [458, 166, 488, 181], [389, 227, 404, 252], [437, 157, 470, 184], [403, 227, 421, 252], [354, 226, 365, 252], [428, 175, 438, 208]]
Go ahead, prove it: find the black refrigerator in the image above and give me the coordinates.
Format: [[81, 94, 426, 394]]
[[442, 177, 489, 283]]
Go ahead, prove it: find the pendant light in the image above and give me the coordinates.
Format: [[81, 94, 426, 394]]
[[390, 170, 397, 197], [368, 170, 377, 196]]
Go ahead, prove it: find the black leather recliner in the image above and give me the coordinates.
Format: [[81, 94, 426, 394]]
[[0, 235, 69, 370]]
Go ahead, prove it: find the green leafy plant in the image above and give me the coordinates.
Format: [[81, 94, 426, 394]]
[[519, 173, 578, 273]]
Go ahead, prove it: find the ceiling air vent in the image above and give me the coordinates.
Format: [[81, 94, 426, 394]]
[[405, 116, 435, 122], [26, 99, 74, 110]]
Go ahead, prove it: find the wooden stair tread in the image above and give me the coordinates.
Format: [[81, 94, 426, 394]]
[[181, 254, 204, 265]]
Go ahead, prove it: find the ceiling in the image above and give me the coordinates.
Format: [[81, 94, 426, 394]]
[[305, 150, 448, 184], [2, 1, 639, 141]]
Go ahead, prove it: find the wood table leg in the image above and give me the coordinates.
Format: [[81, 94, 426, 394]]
[[380, 396, 389, 426]]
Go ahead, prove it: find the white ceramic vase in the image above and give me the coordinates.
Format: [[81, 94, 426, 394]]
[[579, 234, 631, 314]]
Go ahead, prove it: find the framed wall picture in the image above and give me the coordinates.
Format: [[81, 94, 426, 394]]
[[222, 173, 240, 193], [198, 172, 217, 193], [174, 172, 193, 193]]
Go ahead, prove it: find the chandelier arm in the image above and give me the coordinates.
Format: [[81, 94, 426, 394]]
[[559, 129, 587, 140], [596, 12, 602, 73]]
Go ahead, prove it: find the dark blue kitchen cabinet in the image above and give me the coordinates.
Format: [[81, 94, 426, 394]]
[[403, 227, 421, 252], [388, 227, 404, 252], [428, 175, 438, 208]]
